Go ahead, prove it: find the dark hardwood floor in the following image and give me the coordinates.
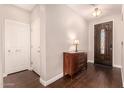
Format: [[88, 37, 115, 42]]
[[4, 70, 45, 88], [4, 63, 123, 88]]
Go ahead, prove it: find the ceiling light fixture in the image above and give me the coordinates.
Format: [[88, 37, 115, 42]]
[[92, 8, 102, 17]]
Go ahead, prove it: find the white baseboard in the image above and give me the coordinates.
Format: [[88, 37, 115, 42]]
[[40, 73, 63, 86], [88, 60, 94, 63], [88, 60, 122, 68], [113, 65, 121, 68], [40, 78, 47, 86], [3, 73, 7, 77], [28, 66, 33, 71]]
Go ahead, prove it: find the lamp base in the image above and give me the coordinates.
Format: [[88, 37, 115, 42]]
[[75, 44, 78, 52]]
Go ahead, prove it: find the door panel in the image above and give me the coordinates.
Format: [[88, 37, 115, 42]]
[[31, 18, 41, 75], [5, 19, 30, 74], [94, 21, 113, 66]]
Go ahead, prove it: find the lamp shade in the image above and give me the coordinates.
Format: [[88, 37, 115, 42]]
[[73, 40, 80, 45]]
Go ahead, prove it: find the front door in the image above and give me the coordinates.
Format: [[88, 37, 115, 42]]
[[94, 21, 113, 66]]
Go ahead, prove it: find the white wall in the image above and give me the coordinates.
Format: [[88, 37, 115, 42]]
[[30, 6, 40, 22], [39, 6, 47, 81], [0, 5, 30, 24], [45, 5, 88, 80], [88, 14, 123, 67], [0, 5, 30, 75]]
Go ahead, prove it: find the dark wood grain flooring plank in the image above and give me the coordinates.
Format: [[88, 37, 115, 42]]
[[4, 63, 122, 88]]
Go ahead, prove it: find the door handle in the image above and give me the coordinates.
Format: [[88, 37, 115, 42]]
[[8, 50, 12, 55], [15, 49, 21, 52], [37, 50, 40, 53], [8, 50, 11, 53], [110, 47, 112, 50], [110, 44, 112, 50]]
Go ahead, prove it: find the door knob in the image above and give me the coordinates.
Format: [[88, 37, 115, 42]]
[[110, 44, 112, 50], [8, 50, 11, 52], [15, 49, 21, 52], [37, 50, 40, 53]]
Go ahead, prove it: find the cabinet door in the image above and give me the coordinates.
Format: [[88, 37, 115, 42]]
[[63, 53, 70, 75], [78, 54, 84, 64], [71, 54, 79, 74]]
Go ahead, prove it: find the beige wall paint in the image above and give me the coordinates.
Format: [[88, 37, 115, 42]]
[[31, 6, 40, 22], [88, 14, 123, 67], [39, 6, 47, 81], [46, 5, 88, 80], [0, 5, 30, 75], [0, 5, 30, 24], [0, 5, 30, 87]]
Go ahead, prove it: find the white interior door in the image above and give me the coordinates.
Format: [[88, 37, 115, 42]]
[[5, 19, 30, 75], [31, 18, 41, 75]]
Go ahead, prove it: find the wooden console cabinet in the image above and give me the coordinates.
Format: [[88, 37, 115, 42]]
[[63, 52, 87, 77]]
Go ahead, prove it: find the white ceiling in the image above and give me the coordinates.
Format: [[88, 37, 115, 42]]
[[14, 4, 36, 11], [13, 4, 122, 21], [68, 4, 122, 21]]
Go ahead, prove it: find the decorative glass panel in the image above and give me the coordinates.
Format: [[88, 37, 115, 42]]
[[100, 29, 105, 54]]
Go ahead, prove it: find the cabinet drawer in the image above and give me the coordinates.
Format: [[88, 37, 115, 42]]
[[63, 52, 87, 77], [78, 53, 87, 59], [78, 57, 87, 64], [78, 61, 87, 66]]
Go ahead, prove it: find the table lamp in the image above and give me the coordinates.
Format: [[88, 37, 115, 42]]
[[73, 40, 80, 52]]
